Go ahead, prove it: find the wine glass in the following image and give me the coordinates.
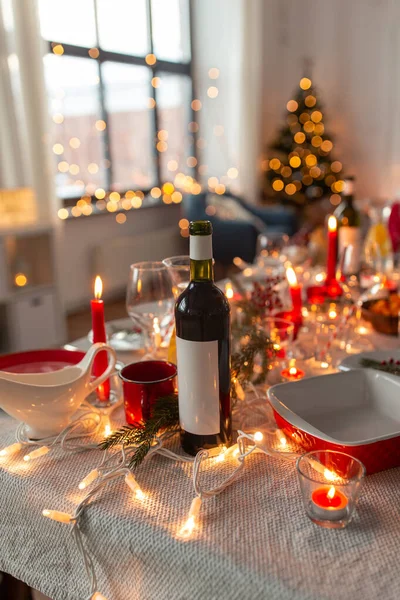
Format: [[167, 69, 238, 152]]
[[162, 255, 190, 298], [126, 262, 174, 356]]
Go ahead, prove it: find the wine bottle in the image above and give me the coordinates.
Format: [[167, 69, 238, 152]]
[[175, 220, 231, 456], [334, 176, 361, 275]]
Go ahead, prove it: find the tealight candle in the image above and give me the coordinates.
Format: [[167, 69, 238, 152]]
[[311, 485, 348, 521], [280, 365, 305, 381]]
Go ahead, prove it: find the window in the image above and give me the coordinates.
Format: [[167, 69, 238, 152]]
[[38, 0, 194, 208]]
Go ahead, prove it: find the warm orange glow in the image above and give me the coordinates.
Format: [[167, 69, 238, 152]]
[[151, 77, 161, 88], [305, 95, 316, 107], [328, 215, 337, 232], [52, 44, 64, 55], [191, 99, 202, 111], [269, 158, 281, 170], [331, 161, 342, 173], [207, 86, 218, 98], [88, 47, 99, 58], [285, 183, 296, 195], [289, 367, 297, 376], [145, 53, 157, 65], [311, 110, 322, 123], [321, 140, 333, 152], [327, 485, 335, 499], [300, 77, 312, 90], [254, 431, 263, 442], [305, 154, 317, 167], [289, 156, 301, 168], [294, 132, 306, 144], [94, 276, 103, 299], [15, 273, 28, 287], [286, 266, 298, 287], [225, 282, 234, 299], [95, 120, 106, 131], [286, 100, 298, 112]]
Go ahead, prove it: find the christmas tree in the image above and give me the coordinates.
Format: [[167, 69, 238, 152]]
[[264, 76, 344, 208]]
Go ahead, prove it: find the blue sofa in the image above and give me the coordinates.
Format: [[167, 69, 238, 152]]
[[183, 192, 297, 265]]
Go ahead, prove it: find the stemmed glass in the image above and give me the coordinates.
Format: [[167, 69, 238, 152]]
[[126, 262, 174, 356], [162, 255, 190, 298]]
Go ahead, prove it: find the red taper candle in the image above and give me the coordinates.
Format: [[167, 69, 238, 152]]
[[326, 215, 338, 283], [286, 266, 303, 315], [90, 276, 110, 401]]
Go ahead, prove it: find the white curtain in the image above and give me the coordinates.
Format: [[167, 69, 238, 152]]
[[191, 0, 265, 203], [0, 0, 55, 224]]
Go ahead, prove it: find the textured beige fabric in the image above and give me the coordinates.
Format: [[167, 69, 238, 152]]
[[1, 328, 400, 600], [0, 403, 400, 600]]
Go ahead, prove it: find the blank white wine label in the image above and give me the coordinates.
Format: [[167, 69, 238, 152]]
[[176, 337, 219, 435], [190, 234, 213, 260]]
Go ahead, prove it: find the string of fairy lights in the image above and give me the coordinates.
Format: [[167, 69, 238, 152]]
[[51, 44, 239, 238], [263, 76, 345, 207]]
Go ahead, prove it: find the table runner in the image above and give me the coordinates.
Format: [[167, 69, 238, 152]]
[[1, 330, 400, 600]]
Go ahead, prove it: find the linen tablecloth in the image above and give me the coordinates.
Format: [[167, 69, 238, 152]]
[[0, 329, 399, 600]]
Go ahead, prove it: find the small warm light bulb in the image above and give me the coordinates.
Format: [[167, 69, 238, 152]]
[[125, 473, 146, 500], [104, 424, 112, 437], [78, 469, 99, 490], [328, 309, 337, 319], [315, 272, 325, 283], [280, 437, 287, 447], [178, 497, 202, 539], [320, 362, 329, 369], [328, 215, 337, 233], [42, 509, 72, 524], [289, 367, 297, 376], [91, 593, 108, 600], [254, 431, 263, 442], [94, 276, 103, 299], [286, 266, 297, 287], [327, 485, 336, 499], [0, 442, 23, 457], [215, 446, 227, 462], [24, 446, 50, 461]]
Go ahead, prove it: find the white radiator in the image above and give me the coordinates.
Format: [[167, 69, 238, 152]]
[[91, 226, 183, 296]]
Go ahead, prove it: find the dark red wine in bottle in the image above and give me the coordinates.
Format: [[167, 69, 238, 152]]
[[175, 220, 232, 456]]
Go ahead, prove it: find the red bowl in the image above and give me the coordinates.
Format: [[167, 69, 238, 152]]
[[268, 369, 400, 474], [0, 348, 85, 374]]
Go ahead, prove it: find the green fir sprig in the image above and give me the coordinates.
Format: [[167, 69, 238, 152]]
[[99, 325, 274, 466], [360, 358, 400, 376]]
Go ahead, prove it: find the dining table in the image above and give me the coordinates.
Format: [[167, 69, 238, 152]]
[[0, 318, 400, 600]]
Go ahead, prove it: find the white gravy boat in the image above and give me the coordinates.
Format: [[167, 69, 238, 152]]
[[0, 343, 117, 439]]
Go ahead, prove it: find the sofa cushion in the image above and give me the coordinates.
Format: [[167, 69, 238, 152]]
[[206, 193, 267, 233]]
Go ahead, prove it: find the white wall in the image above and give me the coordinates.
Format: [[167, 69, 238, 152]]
[[57, 204, 183, 312], [261, 0, 400, 201]]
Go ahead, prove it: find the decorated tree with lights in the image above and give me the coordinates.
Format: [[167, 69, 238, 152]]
[[264, 76, 345, 208]]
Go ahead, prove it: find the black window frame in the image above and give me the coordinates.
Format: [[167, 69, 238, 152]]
[[42, 0, 197, 208]]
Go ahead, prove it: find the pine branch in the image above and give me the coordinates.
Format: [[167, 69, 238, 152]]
[[360, 358, 400, 376], [99, 324, 274, 464]]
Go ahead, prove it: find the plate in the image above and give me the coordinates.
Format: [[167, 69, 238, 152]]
[[88, 318, 144, 352], [339, 349, 400, 372], [267, 369, 400, 473], [0, 348, 85, 374]]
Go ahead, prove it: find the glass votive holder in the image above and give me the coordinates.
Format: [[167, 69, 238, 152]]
[[296, 450, 365, 529]]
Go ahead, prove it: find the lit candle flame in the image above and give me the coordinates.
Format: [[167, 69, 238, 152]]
[[289, 367, 297, 376], [328, 215, 337, 232], [94, 275, 103, 299], [327, 485, 336, 499], [286, 266, 298, 287]]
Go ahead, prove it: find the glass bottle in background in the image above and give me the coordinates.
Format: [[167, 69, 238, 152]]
[[334, 177, 361, 275], [175, 221, 232, 455], [364, 206, 393, 276]]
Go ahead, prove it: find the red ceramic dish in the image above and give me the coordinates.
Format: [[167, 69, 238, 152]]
[[0, 349, 85, 374], [268, 369, 400, 474]]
